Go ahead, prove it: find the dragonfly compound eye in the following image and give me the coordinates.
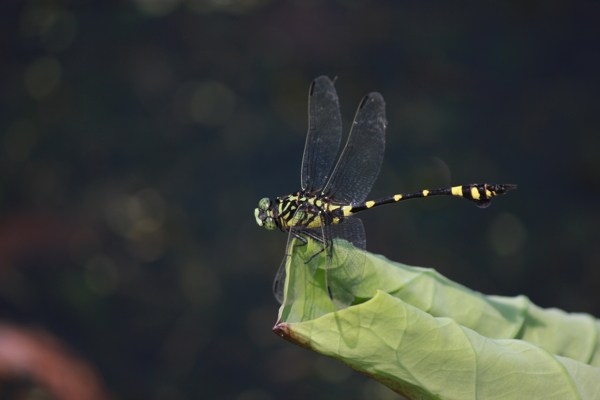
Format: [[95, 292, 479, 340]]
[[264, 217, 277, 231], [255, 205, 278, 231], [254, 208, 264, 226], [258, 197, 271, 211]]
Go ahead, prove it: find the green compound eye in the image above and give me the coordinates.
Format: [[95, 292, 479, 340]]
[[254, 208, 263, 226], [255, 198, 278, 230], [258, 197, 271, 211], [264, 217, 277, 231]]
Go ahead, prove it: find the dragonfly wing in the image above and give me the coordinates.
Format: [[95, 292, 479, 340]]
[[324, 217, 366, 309], [301, 76, 343, 192], [273, 207, 324, 305], [323, 92, 386, 204], [272, 245, 288, 304]]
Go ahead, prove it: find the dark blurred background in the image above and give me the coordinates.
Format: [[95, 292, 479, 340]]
[[0, 0, 599, 399]]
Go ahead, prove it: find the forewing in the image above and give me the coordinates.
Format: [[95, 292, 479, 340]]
[[301, 76, 343, 192], [323, 92, 386, 204]]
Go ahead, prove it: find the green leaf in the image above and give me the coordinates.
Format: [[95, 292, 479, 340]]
[[274, 240, 600, 399]]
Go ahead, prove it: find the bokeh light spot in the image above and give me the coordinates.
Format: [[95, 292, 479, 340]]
[[40, 11, 78, 52], [104, 188, 166, 239], [24, 57, 62, 100], [189, 81, 236, 127]]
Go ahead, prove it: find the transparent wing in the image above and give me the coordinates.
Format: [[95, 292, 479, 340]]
[[301, 76, 343, 192], [323, 92, 387, 204], [324, 217, 366, 309], [272, 207, 324, 305], [272, 247, 288, 304], [274, 216, 366, 309]]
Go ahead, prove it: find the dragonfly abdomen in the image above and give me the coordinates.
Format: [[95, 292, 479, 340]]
[[344, 183, 517, 215]]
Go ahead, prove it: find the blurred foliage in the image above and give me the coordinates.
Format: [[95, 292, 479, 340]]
[[0, 0, 599, 399]]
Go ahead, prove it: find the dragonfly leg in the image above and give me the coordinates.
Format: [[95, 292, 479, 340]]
[[291, 230, 329, 265], [291, 232, 309, 248], [305, 246, 325, 264]]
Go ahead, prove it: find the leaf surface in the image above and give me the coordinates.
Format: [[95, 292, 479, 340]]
[[274, 240, 600, 399]]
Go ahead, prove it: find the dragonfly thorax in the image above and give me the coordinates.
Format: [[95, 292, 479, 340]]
[[258, 190, 348, 233]]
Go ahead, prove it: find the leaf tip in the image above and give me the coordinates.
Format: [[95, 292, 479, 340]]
[[272, 322, 312, 349]]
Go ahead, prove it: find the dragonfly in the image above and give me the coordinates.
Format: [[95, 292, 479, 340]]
[[255, 76, 516, 309]]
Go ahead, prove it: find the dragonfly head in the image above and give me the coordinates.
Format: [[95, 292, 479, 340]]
[[255, 197, 277, 231]]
